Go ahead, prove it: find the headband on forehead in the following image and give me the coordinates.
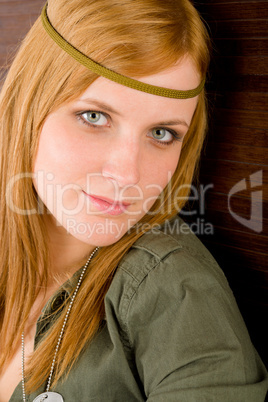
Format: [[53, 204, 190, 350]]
[[41, 3, 205, 99]]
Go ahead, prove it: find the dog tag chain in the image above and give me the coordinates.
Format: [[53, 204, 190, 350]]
[[21, 248, 99, 401]]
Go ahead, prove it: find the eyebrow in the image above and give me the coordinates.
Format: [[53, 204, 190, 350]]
[[78, 98, 189, 128]]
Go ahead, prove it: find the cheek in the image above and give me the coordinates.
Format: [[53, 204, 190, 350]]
[[33, 119, 102, 183], [144, 147, 181, 189], [34, 123, 79, 174], [141, 145, 182, 210]]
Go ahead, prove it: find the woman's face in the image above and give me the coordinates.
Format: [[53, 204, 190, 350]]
[[34, 57, 199, 247]]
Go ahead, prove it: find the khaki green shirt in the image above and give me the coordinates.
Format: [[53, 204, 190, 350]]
[[11, 218, 268, 401]]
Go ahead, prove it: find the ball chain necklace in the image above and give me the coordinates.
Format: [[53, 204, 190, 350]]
[[21, 247, 99, 402]]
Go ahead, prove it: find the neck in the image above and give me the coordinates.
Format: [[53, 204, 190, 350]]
[[45, 216, 96, 286]]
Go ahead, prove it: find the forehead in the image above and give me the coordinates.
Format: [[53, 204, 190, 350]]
[[136, 56, 200, 91], [77, 57, 200, 124]]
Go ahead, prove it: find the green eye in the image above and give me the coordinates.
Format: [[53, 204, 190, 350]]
[[81, 111, 108, 126], [151, 128, 173, 143], [152, 128, 167, 140], [86, 112, 101, 123]]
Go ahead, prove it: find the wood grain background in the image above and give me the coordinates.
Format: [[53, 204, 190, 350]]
[[0, 0, 267, 366], [194, 0, 268, 367]]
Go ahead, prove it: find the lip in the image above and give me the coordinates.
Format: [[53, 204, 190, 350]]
[[83, 191, 130, 216]]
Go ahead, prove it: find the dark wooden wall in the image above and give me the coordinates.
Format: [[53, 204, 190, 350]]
[[0, 0, 267, 366], [194, 0, 268, 367]]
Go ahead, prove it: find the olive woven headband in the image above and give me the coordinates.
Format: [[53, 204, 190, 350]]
[[41, 3, 205, 99]]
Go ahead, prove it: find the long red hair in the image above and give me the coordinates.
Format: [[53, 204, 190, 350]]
[[0, 0, 210, 391]]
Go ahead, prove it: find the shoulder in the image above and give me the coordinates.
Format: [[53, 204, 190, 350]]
[[115, 216, 229, 293], [104, 217, 268, 398], [106, 216, 233, 326]]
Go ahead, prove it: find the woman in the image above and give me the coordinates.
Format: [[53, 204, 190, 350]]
[[0, 0, 267, 400]]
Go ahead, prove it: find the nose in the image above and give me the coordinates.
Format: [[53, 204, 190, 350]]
[[102, 138, 141, 188]]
